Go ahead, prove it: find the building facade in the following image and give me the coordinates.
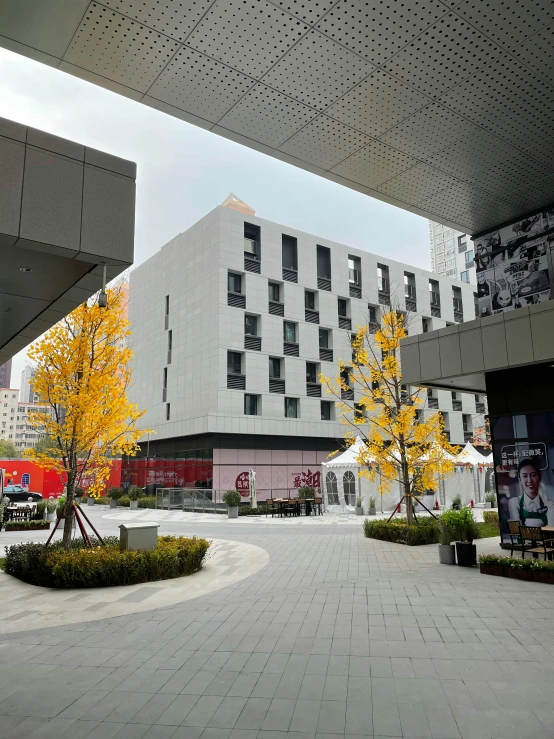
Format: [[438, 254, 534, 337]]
[[127, 200, 482, 496], [20, 365, 38, 404], [429, 222, 476, 285], [0, 360, 11, 390], [0, 388, 51, 451]]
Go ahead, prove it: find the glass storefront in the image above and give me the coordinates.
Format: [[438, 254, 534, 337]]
[[121, 448, 213, 493]]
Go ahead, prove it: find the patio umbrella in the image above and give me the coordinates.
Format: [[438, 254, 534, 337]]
[[249, 468, 257, 509]]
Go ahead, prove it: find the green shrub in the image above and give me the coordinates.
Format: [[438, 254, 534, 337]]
[[4, 520, 51, 530], [451, 493, 462, 509], [118, 496, 130, 507], [46, 499, 57, 514], [94, 497, 110, 505], [483, 510, 499, 525], [4, 535, 209, 588], [297, 485, 315, 500], [363, 517, 438, 545], [128, 486, 144, 501], [485, 491, 497, 506], [107, 486, 123, 501], [56, 496, 66, 515], [75, 487, 85, 498], [369, 496, 376, 508], [223, 490, 241, 507], [137, 496, 157, 508], [479, 554, 554, 571], [238, 504, 268, 516], [356, 495, 363, 507]]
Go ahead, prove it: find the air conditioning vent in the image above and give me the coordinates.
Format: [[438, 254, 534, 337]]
[[282, 268, 297, 282], [269, 301, 284, 316], [341, 388, 354, 400], [318, 277, 331, 291], [269, 379, 285, 394], [378, 292, 391, 306], [452, 400, 462, 411], [338, 317, 351, 330], [431, 306, 441, 318], [228, 292, 246, 308], [244, 336, 261, 351], [306, 383, 321, 397], [349, 286, 361, 299], [227, 374, 246, 390], [427, 397, 439, 409], [244, 257, 260, 273], [476, 403, 485, 414], [305, 309, 319, 324], [284, 342, 299, 356], [319, 348, 333, 362], [405, 299, 417, 312]]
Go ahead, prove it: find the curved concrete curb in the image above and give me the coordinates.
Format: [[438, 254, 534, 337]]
[[0, 538, 269, 634]]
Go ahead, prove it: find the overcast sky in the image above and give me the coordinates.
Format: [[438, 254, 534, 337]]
[[0, 47, 430, 387]]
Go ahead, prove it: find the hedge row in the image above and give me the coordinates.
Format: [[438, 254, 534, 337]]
[[363, 517, 439, 546], [82, 496, 157, 508], [4, 521, 51, 531], [479, 554, 554, 572], [4, 535, 209, 589], [482, 510, 499, 525]]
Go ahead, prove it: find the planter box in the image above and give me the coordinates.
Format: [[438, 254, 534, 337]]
[[109, 499, 117, 508], [480, 563, 554, 584], [438, 543, 456, 565], [368, 507, 376, 516], [356, 507, 363, 516], [5, 523, 51, 532], [485, 502, 492, 508], [456, 542, 477, 567], [228, 506, 238, 519], [130, 500, 139, 510], [87, 497, 95, 506]]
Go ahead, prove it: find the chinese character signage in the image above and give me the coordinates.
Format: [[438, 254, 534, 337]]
[[475, 210, 554, 318]]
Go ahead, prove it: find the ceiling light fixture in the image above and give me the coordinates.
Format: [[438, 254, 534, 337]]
[[19, 267, 32, 273]]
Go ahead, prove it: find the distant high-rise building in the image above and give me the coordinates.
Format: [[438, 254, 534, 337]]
[[429, 221, 476, 286], [20, 365, 38, 404], [0, 359, 11, 389]]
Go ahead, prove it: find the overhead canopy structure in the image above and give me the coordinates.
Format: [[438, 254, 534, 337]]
[[1, 0, 553, 235]]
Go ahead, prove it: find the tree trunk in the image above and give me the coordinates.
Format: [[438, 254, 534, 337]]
[[62, 469, 76, 548], [402, 461, 412, 525]]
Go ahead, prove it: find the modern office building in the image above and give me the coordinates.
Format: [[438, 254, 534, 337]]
[[19, 365, 38, 404], [0, 360, 12, 390], [127, 198, 481, 495], [0, 387, 51, 451], [429, 222, 476, 285]]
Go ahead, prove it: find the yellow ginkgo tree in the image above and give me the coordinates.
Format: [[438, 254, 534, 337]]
[[320, 306, 459, 524], [25, 285, 149, 546]]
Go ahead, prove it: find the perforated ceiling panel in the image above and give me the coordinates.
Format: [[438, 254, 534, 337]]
[[3, 0, 554, 235]]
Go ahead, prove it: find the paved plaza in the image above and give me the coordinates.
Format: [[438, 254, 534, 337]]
[[0, 508, 554, 739]]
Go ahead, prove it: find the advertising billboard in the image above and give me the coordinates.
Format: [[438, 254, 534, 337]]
[[475, 210, 554, 318]]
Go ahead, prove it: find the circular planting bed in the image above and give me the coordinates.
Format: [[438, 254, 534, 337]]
[[3, 535, 210, 589]]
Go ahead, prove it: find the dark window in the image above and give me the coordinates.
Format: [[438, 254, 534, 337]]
[[319, 329, 329, 348], [377, 264, 390, 293], [166, 403, 171, 421], [282, 235, 298, 270], [321, 401, 332, 421], [368, 304, 378, 324], [460, 270, 470, 283], [244, 394, 258, 415], [285, 397, 298, 418], [165, 295, 169, 315], [354, 403, 365, 421], [305, 291, 316, 310], [163, 367, 167, 389], [269, 282, 280, 302], [227, 351, 242, 374], [348, 256, 361, 286], [306, 362, 317, 384], [340, 368, 350, 387], [316, 245, 331, 279], [283, 321, 296, 342], [429, 279, 440, 306], [228, 272, 242, 293], [245, 315, 258, 336], [168, 330, 172, 351], [422, 317, 430, 332], [244, 222, 260, 259], [269, 357, 281, 378], [337, 298, 347, 317], [465, 250, 474, 266], [404, 272, 416, 299]]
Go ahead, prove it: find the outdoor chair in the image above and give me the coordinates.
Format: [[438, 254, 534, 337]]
[[266, 499, 277, 518], [284, 499, 299, 517], [507, 520, 526, 557], [313, 497, 323, 515], [519, 525, 554, 561]]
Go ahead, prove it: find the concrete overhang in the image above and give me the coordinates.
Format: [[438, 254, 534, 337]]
[[400, 299, 554, 394], [0, 116, 135, 364], [1, 0, 554, 236]]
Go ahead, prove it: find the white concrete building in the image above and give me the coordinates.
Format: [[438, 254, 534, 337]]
[[127, 198, 483, 496], [429, 221, 476, 285], [0, 388, 50, 451]]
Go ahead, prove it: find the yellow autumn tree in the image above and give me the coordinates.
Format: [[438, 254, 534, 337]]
[[320, 306, 459, 524], [24, 285, 149, 545]]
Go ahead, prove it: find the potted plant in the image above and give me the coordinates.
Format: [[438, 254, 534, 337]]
[[46, 498, 57, 521], [485, 492, 496, 509], [368, 496, 376, 515], [451, 493, 462, 510], [74, 487, 84, 505], [437, 512, 456, 565], [35, 500, 47, 521], [297, 485, 315, 500], [454, 507, 480, 567], [355, 495, 363, 516], [87, 493, 95, 506], [223, 490, 241, 518], [107, 486, 122, 508], [128, 486, 143, 510]]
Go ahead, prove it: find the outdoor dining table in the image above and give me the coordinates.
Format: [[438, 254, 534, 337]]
[[272, 498, 320, 516]]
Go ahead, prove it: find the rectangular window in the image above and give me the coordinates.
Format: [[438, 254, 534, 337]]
[[460, 270, 470, 283], [245, 315, 258, 336], [348, 255, 361, 286], [283, 321, 296, 343], [168, 330, 172, 351], [269, 357, 281, 378], [227, 351, 242, 374], [422, 317, 430, 332], [244, 394, 259, 416], [163, 367, 167, 389], [244, 222, 260, 259], [316, 245, 331, 279], [166, 403, 171, 421], [404, 272, 416, 299], [368, 304, 379, 325], [268, 282, 280, 302], [465, 250, 474, 266], [318, 328, 329, 348], [306, 362, 317, 384], [377, 264, 390, 293], [282, 235, 298, 270], [228, 272, 242, 294], [429, 279, 440, 306], [321, 401, 332, 421], [337, 298, 347, 317], [354, 403, 365, 421], [458, 234, 467, 251], [285, 397, 298, 418], [165, 295, 169, 315], [305, 290, 316, 310]]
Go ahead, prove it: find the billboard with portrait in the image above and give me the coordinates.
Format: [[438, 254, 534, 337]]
[[491, 412, 554, 543], [475, 210, 554, 318]]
